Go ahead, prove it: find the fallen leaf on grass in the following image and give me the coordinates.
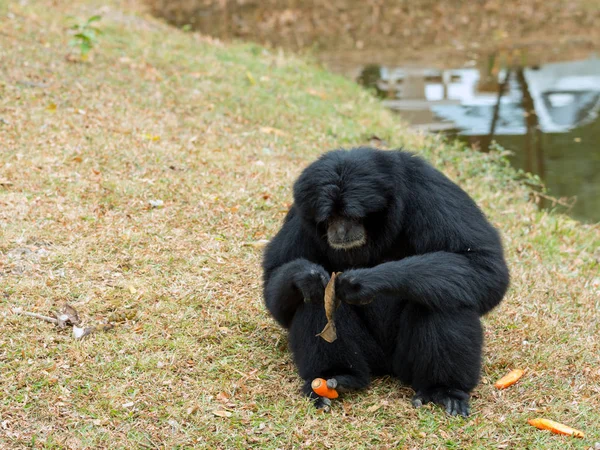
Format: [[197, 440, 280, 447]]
[[367, 403, 383, 413], [528, 418, 584, 438], [55, 303, 81, 328], [342, 401, 352, 415], [216, 392, 230, 403], [186, 405, 199, 415], [306, 88, 327, 99], [259, 126, 287, 137], [212, 410, 232, 418], [143, 134, 161, 141], [367, 134, 388, 148], [242, 239, 269, 248], [0, 180, 13, 187], [65, 54, 81, 63]]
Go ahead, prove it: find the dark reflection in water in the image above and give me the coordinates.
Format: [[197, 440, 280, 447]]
[[359, 57, 600, 223]]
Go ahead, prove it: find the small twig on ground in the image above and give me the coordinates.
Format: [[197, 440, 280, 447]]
[[12, 308, 59, 324], [13, 305, 115, 339]]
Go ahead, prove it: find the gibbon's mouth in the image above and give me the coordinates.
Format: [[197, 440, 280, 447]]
[[328, 235, 366, 250]]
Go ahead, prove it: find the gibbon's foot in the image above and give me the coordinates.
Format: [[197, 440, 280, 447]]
[[314, 396, 332, 412], [412, 387, 471, 417]]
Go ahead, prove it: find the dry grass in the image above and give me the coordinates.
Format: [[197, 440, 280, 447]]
[[1, 1, 599, 448], [146, 0, 600, 71]]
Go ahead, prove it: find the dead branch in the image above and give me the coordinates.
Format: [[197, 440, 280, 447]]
[[12, 307, 59, 324]]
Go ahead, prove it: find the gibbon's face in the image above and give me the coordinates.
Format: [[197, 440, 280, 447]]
[[293, 150, 394, 252], [326, 216, 366, 250]]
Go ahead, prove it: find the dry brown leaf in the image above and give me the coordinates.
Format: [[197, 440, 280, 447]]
[[323, 272, 340, 320], [367, 403, 383, 413], [317, 272, 341, 343], [259, 126, 287, 136], [212, 410, 232, 418], [56, 303, 81, 328], [342, 401, 353, 415], [242, 239, 269, 249], [317, 322, 336, 343], [216, 392, 230, 403], [306, 88, 327, 99]]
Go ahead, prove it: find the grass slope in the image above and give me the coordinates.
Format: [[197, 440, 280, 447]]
[[1, 1, 599, 448]]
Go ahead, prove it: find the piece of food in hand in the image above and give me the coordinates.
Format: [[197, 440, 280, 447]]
[[527, 418, 584, 438], [316, 272, 341, 343], [494, 369, 524, 389], [311, 378, 339, 399]]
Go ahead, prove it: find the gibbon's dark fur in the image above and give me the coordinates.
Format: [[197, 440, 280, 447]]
[[262, 147, 509, 416]]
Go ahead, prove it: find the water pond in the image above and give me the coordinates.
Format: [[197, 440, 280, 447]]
[[356, 57, 600, 223]]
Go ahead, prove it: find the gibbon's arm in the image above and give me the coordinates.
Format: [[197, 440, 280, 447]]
[[262, 209, 329, 328], [339, 249, 508, 314]]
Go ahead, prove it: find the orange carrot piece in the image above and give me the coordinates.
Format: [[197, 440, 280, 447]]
[[311, 378, 339, 399], [528, 418, 584, 438], [494, 369, 524, 389]]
